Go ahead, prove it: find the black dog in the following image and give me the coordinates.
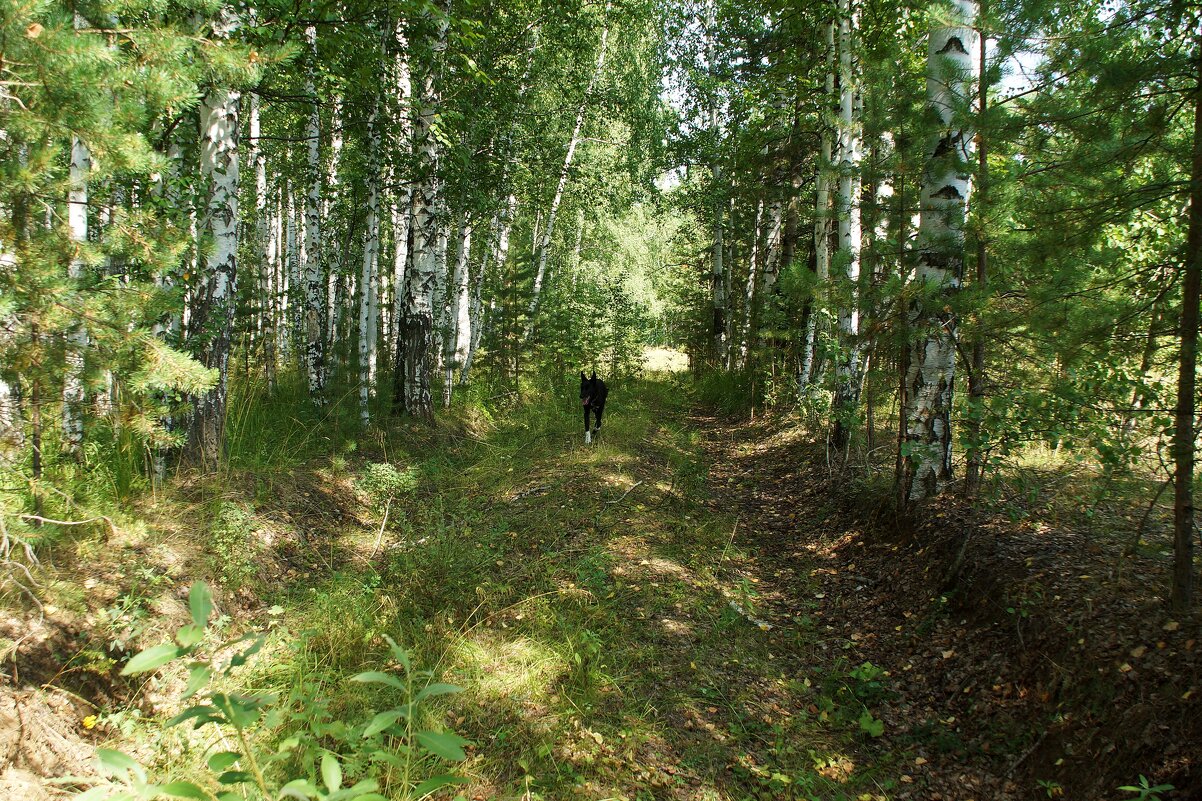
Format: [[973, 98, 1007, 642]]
[[580, 371, 608, 444]]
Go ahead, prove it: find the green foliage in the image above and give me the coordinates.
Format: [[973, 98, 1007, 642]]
[[94, 583, 470, 801], [208, 502, 256, 590], [356, 463, 419, 506], [1117, 775, 1175, 801]]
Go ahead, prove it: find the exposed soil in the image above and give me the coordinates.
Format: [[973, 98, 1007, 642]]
[[698, 410, 1202, 801]]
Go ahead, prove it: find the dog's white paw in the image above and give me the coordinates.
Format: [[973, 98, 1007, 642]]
[[585, 431, 592, 444]]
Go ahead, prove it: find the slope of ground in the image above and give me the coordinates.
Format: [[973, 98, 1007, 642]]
[[700, 411, 1201, 801]]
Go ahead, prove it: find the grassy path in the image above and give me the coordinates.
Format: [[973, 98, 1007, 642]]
[[283, 372, 894, 800]]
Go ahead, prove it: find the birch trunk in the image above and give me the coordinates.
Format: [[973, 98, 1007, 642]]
[[831, 0, 863, 449], [325, 98, 344, 360], [738, 200, 763, 369], [388, 24, 414, 365], [187, 8, 241, 463], [524, 16, 610, 340], [303, 24, 327, 399], [443, 215, 471, 407], [285, 180, 299, 358], [462, 193, 516, 386], [249, 90, 276, 392], [963, 14, 991, 496], [800, 24, 836, 391], [901, 0, 978, 502], [62, 132, 90, 457], [358, 95, 382, 426], [711, 167, 727, 365], [399, 3, 450, 420]]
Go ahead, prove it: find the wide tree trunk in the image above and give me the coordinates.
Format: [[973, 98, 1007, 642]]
[[399, 3, 450, 420], [187, 12, 241, 464], [901, 0, 978, 502]]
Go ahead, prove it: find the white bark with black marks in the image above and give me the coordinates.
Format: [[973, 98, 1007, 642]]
[[832, 0, 863, 447], [358, 95, 382, 425], [400, 2, 450, 420], [303, 24, 327, 399], [902, 0, 977, 501], [188, 7, 241, 463]]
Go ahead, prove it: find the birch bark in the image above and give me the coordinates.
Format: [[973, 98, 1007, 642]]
[[443, 215, 471, 407], [62, 131, 90, 457], [388, 23, 414, 366], [303, 24, 327, 399], [358, 95, 382, 425], [738, 200, 763, 369], [800, 21, 836, 390], [831, 0, 863, 449], [399, 2, 450, 420], [187, 7, 241, 463], [902, 0, 978, 502]]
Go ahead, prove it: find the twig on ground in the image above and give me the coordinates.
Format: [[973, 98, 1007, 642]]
[[510, 485, 549, 502], [368, 498, 392, 561], [604, 480, 644, 506]]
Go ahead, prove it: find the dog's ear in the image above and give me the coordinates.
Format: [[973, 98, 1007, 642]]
[[580, 371, 586, 381], [591, 371, 596, 381]]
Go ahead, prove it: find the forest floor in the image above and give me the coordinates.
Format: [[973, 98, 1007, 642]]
[[1, 369, 1200, 800]]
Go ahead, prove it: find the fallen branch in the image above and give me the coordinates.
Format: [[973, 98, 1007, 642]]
[[368, 498, 393, 561], [605, 480, 644, 506]]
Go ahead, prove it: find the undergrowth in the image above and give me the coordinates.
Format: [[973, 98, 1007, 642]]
[[9, 367, 899, 800]]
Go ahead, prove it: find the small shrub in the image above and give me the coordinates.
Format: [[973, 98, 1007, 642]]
[[209, 501, 256, 589], [357, 462, 419, 505]]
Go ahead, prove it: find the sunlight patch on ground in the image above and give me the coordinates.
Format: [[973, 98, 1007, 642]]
[[449, 631, 565, 703]]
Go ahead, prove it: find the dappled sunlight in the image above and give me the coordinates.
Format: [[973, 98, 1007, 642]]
[[643, 347, 689, 373], [448, 630, 566, 704]]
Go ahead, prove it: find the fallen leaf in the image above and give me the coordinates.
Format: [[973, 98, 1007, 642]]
[[1130, 645, 1147, 659], [1163, 621, 1180, 632]]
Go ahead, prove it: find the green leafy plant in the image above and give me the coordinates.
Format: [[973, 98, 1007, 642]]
[[1118, 775, 1175, 800], [357, 463, 420, 505], [208, 502, 256, 590], [75, 582, 470, 801]]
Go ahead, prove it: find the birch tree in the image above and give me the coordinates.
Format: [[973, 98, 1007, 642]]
[[62, 129, 90, 458], [398, 2, 450, 420], [187, 7, 242, 464], [800, 20, 836, 390], [901, 0, 977, 502], [358, 95, 382, 425], [303, 23, 327, 399], [831, 0, 863, 449]]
